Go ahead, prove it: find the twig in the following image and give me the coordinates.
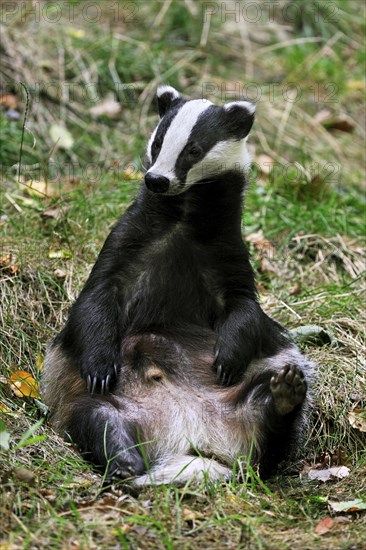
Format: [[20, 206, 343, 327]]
[[17, 81, 29, 182]]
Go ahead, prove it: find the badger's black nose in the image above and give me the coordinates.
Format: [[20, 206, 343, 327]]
[[144, 172, 170, 193]]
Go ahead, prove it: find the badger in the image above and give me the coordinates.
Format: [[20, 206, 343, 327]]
[[42, 86, 314, 486]]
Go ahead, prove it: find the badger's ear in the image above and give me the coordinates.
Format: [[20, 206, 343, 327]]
[[157, 85, 181, 117], [223, 100, 255, 138]]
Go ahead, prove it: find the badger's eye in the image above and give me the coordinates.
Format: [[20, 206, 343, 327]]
[[188, 144, 203, 158], [146, 367, 164, 383]]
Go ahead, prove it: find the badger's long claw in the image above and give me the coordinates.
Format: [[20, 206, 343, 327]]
[[87, 375, 92, 393], [105, 374, 111, 393], [91, 376, 97, 395], [114, 363, 118, 378], [216, 364, 223, 382], [101, 379, 106, 395]]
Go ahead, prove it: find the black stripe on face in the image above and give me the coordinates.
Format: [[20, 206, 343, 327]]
[[175, 104, 254, 183], [149, 100, 186, 165]]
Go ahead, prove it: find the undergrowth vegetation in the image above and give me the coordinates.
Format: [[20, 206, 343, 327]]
[[0, 1, 365, 548]]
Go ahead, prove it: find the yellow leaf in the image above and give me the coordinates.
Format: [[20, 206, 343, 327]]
[[9, 371, 39, 398], [65, 28, 85, 39], [48, 249, 73, 259], [35, 354, 44, 372], [23, 180, 59, 198], [346, 80, 365, 91], [123, 166, 144, 180]]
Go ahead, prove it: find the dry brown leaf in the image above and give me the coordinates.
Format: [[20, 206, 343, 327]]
[[315, 110, 355, 133], [246, 230, 275, 256], [259, 257, 278, 275], [123, 165, 144, 180], [42, 205, 69, 219], [182, 507, 203, 522], [0, 253, 19, 274], [0, 93, 18, 109], [9, 371, 39, 398], [314, 516, 333, 535], [54, 268, 67, 279], [348, 408, 366, 432], [13, 467, 36, 486]]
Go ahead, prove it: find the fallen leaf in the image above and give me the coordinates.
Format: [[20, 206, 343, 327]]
[[329, 499, 366, 513], [182, 507, 203, 522], [50, 124, 74, 150], [65, 27, 86, 39], [246, 230, 275, 256], [35, 354, 44, 372], [308, 466, 350, 482], [289, 283, 302, 296], [23, 180, 59, 198], [123, 165, 144, 180], [54, 268, 67, 279], [315, 110, 355, 133], [48, 249, 73, 259], [0, 94, 18, 109], [314, 517, 333, 535], [13, 467, 36, 486], [9, 371, 39, 398], [0, 253, 19, 275], [258, 257, 277, 275], [348, 408, 366, 432], [42, 205, 69, 219], [346, 80, 365, 92], [90, 96, 121, 118]]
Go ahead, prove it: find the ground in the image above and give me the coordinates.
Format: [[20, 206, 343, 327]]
[[0, 1, 365, 548]]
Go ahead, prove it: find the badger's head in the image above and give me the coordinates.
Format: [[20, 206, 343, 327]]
[[144, 85, 255, 195]]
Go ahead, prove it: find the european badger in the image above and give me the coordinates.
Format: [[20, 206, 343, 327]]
[[43, 86, 313, 486]]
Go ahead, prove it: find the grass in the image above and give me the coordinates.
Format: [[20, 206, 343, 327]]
[[1, 0, 365, 548]]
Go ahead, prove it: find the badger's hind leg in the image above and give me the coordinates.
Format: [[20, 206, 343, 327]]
[[66, 396, 146, 481], [131, 455, 232, 487], [239, 348, 313, 478], [270, 364, 307, 415]]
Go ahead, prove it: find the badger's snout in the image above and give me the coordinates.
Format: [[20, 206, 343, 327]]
[[145, 172, 170, 194]]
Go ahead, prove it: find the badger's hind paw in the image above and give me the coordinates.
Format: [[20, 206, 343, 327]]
[[270, 364, 307, 415]]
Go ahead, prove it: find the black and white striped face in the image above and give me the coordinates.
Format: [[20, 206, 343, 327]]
[[145, 85, 255, 195]]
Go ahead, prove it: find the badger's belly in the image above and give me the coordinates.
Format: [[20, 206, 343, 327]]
[[124, 385, 258, 467]]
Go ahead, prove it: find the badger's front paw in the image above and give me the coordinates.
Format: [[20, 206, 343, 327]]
[[81, 350, 120, 394], [270, 364, 307, 415], [213, 345, 249, 386]]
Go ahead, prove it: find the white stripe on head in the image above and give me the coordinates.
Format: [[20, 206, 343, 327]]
[[146, 126, 158, 163], [148, 99, 213, 179]]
